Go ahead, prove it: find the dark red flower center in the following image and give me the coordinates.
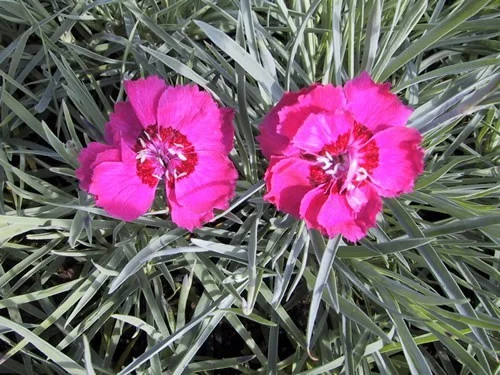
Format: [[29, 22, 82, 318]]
[[307, 122, 379, 193], [134, 125, 198, 187]]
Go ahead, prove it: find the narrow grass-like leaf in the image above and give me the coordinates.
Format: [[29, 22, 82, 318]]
[[306, 236, 341, 355], [140, 46, 211, 90], [111, 315, 163, 341], [373, 0, 427, 80], [195, 21, 284, 101], [394, 57, 500, 92], [386, 198, 494, 352], [416, 155, 475, 189], [336, 237, 434, 258], [176, 267, 194, 330], [1, 90, 49, 143], [216, 308, 276, 327], [65, 250, 125, 327], [272, 224, 307, 306], [377, 288, 432, 375], [244, 208, 261, 315], [82, 335, 96, 375], [0, 316, 86, 374], [240, 0, 259, 61], [379, 0, 490, 81], [410, 305, 490, 375], [0, 279, 81, 309], [186, 356, 255, 372], [50, 53, 107, 131], [109, 229, 185, 293], [285, 0, 322, 88], [360, 0, 381, 72]]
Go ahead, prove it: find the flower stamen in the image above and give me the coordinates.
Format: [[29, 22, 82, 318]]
[[134, 126, 198, 187], [308, 124, 378, 194]]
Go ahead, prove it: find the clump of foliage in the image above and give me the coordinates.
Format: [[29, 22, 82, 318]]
[[0, 0, 498, 374]]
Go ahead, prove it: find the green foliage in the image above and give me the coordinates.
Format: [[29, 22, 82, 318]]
[[0, 0, 499, 373]]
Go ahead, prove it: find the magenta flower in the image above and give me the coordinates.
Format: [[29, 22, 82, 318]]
[[257, 72, 424, 242], [76, 76, 237, 230]]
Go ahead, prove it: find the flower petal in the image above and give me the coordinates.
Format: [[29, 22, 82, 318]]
[[317, 192, 363, 241], [124, 75, 168, 127], [299, 183, 381, 242], [344, 71, 412, 132], [256, 123, 289, 160], [369, 126, 424, 197], [264, 156, 314, 217], [89, 145, 157, 221], [299, 186, 328, 232], [76, 142, 116, 191], [292, 111, 354, 153], [157, 85, 233, 153], [348, 183, 382, 240], [169, 151, 237, 219], [105, 101, 142, 147], [257, 86, 316, 159], [219, 108, 235, 154], [166, 186, 215, 231], [278, 85, 345, 138], [258, 85, 345, 158], [317, 183, 381, 242]]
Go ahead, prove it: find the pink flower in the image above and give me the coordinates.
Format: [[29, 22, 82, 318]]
[[76, 76, 237, 230], [257, 72, 424, 242]]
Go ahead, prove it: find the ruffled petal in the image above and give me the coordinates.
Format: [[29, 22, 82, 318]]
[[299, 183, 382, 242], [167, 151, 237, 229], [278, 85, 345, 137], [88, 144, 157, 221], [124, 76, 168, 127], [299, 187, 328, 232], [256, 124, 290, 160], [318, 183, 381, 242], [220, 108, 236, 154], [369, 126, 424, 197], [292, 111, 353, 154], [166, 186, 215, 231], [258, 87, 314, 159], [264, 156, 314, 217], [344, 183, 382, 239], [156, 85, 233, 153], [344, 72, 412, 132], [76, 142, 116, 191], [278, 85, 346, 155], [258, 84, 345, 158], [104, 101, 142, 147], [317, 192, 355, 239]]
